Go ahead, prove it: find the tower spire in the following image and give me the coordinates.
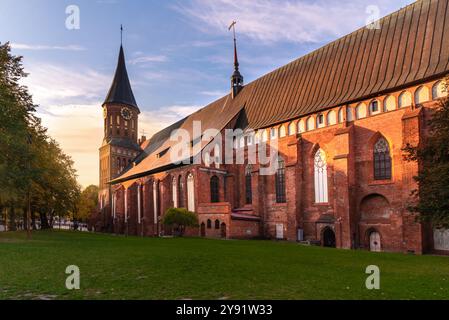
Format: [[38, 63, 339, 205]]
[[229, 21, 244, 98], [103, 29, 139, 110]]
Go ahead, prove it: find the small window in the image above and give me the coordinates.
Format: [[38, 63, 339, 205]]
[[346, 107, 354, 121], [327, 110, 337, 126], [370, 100, 380, 114], [210, 176, 220, 203], [288, 122, 296, 136], [306, 117, 315, 131], [279, 126, 286, 138], [415, 86, 430, 104], [270, 128, 277, 139], [432, 81, 447, 100], [384, 95, 396, 112], [356, 103, 367, 119], [338, 108, 344, 123], [317, 114, 325, 127], [399, 91, 412, 108], [298, 120, 306, 133], [215, 220, 220, 229], [207, 219, 212, 229]]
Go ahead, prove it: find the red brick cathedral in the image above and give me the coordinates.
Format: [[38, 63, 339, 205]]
[[93, 0, 449, 254]]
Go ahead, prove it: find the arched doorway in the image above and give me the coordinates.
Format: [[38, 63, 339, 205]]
[[200, 223, 206, 237], [221, 223, 227, 239], [369, 231, 381, 252], [322, 227, 336, 248]]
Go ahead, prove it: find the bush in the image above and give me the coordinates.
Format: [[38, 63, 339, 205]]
[[162, 208, 198, 236]]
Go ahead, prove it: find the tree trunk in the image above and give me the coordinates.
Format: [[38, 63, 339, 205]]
[[9, 206, 17, 231], [31, 211, 37, 230], [40, 211, 50, 229]]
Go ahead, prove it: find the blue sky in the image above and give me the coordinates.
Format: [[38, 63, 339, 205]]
[[0, 0, 414, 187]]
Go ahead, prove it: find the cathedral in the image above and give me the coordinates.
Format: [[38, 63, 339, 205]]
[[93, 0, 449, 254]]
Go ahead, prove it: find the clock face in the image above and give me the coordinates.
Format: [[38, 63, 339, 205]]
[[121, 107, 132, 120]]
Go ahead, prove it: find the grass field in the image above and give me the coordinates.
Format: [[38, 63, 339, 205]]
[[0, 231, 448, 300]]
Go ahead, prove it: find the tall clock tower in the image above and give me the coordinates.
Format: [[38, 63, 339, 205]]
[[99, 44, 142, 220]]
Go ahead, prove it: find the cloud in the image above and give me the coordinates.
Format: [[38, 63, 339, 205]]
[[22, 63, 110, 187], [174, 0, 414, 44], [139, 105, 203, 135], [200, 90, 227, 98], [37, 103, 104, 188], [11, 43, 86, 51], [128, 55, 168, 65], [22, 63, 110, 106]]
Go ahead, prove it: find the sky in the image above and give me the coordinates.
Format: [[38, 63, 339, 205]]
[[0, 0, 414, 188]]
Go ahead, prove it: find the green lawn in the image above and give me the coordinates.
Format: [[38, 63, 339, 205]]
[[0, 231, 448, 300]]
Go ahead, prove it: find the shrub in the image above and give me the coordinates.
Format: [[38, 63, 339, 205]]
[[162, 208, 198, 236]]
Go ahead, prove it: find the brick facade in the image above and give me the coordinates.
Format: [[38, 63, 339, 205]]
[[91, 0, 449, 254]]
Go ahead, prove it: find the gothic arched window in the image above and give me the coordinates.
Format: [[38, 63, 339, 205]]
[[207, 219, 212, 229], [178, 176, 184, 208], [373, 138, 392, 180], [314, 149, 329, 203], [210, 176, 220, 203], [172, 177, 178, 208], [187, 173, 195, 212], [245, 165, 253, 205], [275, 157, 286, 203], [215, 220, 220, 229]]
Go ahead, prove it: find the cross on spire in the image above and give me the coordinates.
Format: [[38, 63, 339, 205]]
[[120, 24, 123, 45]]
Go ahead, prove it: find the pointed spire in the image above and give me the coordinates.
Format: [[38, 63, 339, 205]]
[[104, 41, 139, 110], [232, 23, 239, 72], [229, 21, 244, 98]]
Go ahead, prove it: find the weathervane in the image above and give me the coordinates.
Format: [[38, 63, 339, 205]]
[[228, 21, 237, 41], [228, 21, 239, 70]]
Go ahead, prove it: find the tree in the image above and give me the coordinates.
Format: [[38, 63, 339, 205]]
[[162, 208, 198, 236], [404, 87, 449, 228], [0, 42, 80, 231], [77, 185, 99, 222]]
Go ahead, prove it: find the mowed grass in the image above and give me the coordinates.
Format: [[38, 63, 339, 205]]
[[0, 231, 448, 300]]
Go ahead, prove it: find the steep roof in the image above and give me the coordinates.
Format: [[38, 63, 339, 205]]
[[111, 0, 449, 184], [104, 45, 139, 110], [239, 0, 449, 129]]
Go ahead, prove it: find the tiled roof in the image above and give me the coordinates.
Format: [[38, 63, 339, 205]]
[[240, 0, 449, 129], [111, 0, 449, 184]]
